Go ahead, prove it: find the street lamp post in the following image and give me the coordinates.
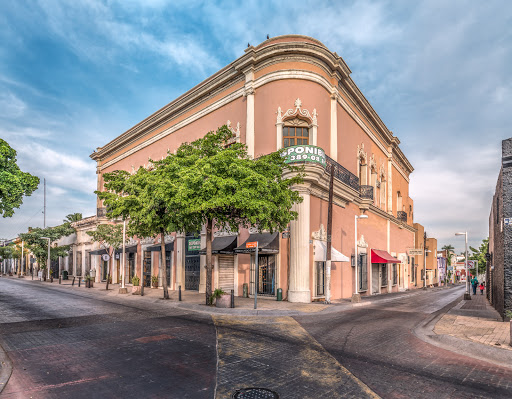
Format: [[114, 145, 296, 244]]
[[353, 214, 368, 303], [41, 237, 51, 281], [455, 231, 471, 300]]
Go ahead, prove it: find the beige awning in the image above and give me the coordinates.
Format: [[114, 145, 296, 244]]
[[313, 240, 350, 262]]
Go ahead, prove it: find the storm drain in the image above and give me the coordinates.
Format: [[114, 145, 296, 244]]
[[232, 387, 279, 399]]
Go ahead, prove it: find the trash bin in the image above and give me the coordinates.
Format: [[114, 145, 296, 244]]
[[243, 283, 249, 298], [277, 288, 282, 301], [62, 270, 68, 280]]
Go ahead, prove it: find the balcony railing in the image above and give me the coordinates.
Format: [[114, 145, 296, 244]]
[[360, 185, 374, 200], [325, 156, 360, 192], [397, 211, 407, 223]]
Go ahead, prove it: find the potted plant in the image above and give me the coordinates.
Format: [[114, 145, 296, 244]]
[[131, 276, 141, 295], [210, 288, 231, 308], [151, 275, 158, 288], [85, 275, 94, 288]]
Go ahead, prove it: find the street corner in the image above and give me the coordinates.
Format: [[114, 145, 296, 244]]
[[0, 342, 13, 394], [212, 315, 379, 399]]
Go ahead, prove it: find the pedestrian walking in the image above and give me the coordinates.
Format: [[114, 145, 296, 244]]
[[479, 282, 485, 295], [471, 276, 479, 295]]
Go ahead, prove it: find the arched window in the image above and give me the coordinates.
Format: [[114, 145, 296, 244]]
[[276, 99, 317, 150]]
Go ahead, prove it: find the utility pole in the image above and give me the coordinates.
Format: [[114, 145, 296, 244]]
[[325, 164, 334, 304], [43, 178, 46, 228], [423, 232, 427, 289]]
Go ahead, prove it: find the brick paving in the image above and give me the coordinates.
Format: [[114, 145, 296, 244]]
[[213, 315, 378, 399], [434, 292, 511, 350], [296, 288, 512, 399]]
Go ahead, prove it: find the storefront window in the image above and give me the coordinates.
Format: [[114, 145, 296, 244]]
[[257, 255, 276, 295], [283, 127, 309, 147], [316, 261, 325, 296], [358, 254, 368, 291], [381, 264, 388, 286]]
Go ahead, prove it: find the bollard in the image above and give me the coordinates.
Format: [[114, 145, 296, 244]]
[[277, 288, 282, 301], [72, 277, 75, 286], [78, 277, 81, 287], [179, 285, 182, 301], [59, 276, 61, 284], [141, 280, 144, 296], [243, 283, 248, 298], [231, 289, 234, 308]]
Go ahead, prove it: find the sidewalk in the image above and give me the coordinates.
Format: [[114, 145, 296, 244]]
[[434, 292, 511, 350], [19, 276, 440, 316]]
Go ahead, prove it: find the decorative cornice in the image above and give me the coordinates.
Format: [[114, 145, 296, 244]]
[[357, 235, 368, 248], [312, 224, 327, 241], [277, 98, 317, 126]]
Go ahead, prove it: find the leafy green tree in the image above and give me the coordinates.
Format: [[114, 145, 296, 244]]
[[19, 223, 75, 273], [97, 167, 177, 299], [469, 237, 488, 275], [155, 125, 304, 304], [86, 224, 124, 290], [0, 139, 40, 217], [441, 244, 454, 266]]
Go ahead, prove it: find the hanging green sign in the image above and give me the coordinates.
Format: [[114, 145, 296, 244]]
[[282, 145, 326, 166], [187, 238, 201, 251]]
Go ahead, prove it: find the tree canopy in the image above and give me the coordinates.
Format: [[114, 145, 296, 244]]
[[0, 139, 40, 217], [441, 244, 454, 266], [469, 237, 488, 275], [98, 125, 304, 303], [87, 224, 124, 289], [19, 223, 75, 269]]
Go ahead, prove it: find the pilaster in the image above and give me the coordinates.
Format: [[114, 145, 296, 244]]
[[244, 68, 255, 158], [330, 92, 338, 161], [288, 185, 311, 303]]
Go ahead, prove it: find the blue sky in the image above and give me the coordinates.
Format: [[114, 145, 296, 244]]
[[1, 0, 511, 253]]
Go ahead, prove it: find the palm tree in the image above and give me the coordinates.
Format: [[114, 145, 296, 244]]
[[441, 244, 454, 266], [64, 213, 82, 223]]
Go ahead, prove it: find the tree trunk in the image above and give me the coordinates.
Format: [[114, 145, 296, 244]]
[[161, 229, 169, 299], [205, 218, 213, 305]]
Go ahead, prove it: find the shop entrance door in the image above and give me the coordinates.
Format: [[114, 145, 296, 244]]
[[258, 255, 275, 296], [371, 264, 380, 294], [185, 236, 200, 290], [143, 252, 151, 288], [218, 255, 234, 293]]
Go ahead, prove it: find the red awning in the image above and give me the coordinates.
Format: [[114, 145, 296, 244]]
[[371, 249, 401, 264]]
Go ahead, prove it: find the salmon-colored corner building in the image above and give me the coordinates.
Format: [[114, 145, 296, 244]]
[[88, 35, 416, 303]]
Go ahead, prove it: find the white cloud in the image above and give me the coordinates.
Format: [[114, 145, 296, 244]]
[[0, 91, 26, 118]]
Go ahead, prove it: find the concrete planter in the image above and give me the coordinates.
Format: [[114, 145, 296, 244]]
[[216, 294, 231, 308], [132, 286, 141, 295]]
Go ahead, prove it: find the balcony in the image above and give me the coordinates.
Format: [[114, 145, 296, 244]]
[[360, 185, 374, 201], [397, 211, 407, 223], [325, 156, 360, 191]]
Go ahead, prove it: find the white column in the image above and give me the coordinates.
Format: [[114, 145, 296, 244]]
[[276, 120, 283, 151], [288, 186, 311, 303], [176, 233, 185, 290], [330, 93, 337, 161], [387, 157, 393, 214], [245, 68, 255, 158]]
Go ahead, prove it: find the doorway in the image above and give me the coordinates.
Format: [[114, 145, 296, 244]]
[[371, 264, 380, 294], [185, 236, 200, 290]]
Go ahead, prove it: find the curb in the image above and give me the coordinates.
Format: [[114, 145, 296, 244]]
[[413, 294, 512, 370], [0, 342, 12, 394]]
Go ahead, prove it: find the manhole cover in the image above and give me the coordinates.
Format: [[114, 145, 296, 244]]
[[232, 387, 279, 399]]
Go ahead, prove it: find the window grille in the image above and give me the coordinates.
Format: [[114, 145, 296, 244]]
[[381, 264, 387, 286], [358, 254, 368, 291]]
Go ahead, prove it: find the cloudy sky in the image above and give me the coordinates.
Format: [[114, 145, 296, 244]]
[[1, 0, 510, 253]]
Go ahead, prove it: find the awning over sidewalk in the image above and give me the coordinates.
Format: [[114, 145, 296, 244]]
[[371, 249, 401, 264], [114, 245, 138, 254], [199, 235, 237, 255], [90, 248, 108, 255], [234, 232, 279, 254], [145, 242, 175, 252], [313, 240, 350, 262]]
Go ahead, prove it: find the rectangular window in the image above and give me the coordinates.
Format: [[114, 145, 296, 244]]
[[392, 264, 397, 285], [316, 261, 325, 296], [283, 126, 309, 147], [358, 253, 368, 291], [381, 264, 387, 286]]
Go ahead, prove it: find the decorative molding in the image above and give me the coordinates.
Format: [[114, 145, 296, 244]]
[[312, 224, 327, 241], [140, 237, 155, 245], [226, 120, 241, 145], [357, 143, 367, 163], [379, 163, 386, 180], [369, 154, 377, 171], [357, 235, 368, 248], [214, 227, 238, 237], [126, 238, 138, 246], [278, 98, 318, 126]]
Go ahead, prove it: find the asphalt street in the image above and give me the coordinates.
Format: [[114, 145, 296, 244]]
[[1, 278, 511, 398]]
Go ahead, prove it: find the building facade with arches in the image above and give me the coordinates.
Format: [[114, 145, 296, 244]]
[[90, 35, 416, 302]]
